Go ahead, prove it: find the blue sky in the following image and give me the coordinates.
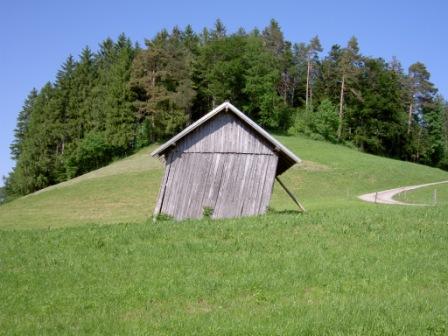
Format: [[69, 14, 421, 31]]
[[1, 0, 447, 185]]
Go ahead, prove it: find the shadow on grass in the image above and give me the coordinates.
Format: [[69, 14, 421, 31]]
[[267, 209, 304, 215]]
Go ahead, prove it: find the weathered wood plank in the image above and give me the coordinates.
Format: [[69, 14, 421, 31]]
[[225, 154, 243, 218], [187, 152, 209, 218], [160, 152, 178, 217], [162, 151, 182, 216], [230, 155, 248, 217], [178, 153, 194, 219], [177, 112, 274, 155], [258, 155, 279, 214], [237, 154, 253, 215], [195, 152, 214, 217], [165, 150, 187, 218], [240, 155, 255, 216], [158, 152, 279, 220], [212, 153, 235, 218], [177, 153, 198, 219], [207, 153, 225, 213], [248, 155, 268, 215]]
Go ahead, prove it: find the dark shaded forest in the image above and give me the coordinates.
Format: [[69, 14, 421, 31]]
[[4, 19, 448, 201]]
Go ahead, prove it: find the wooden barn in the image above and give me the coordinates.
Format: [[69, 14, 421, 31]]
[[151, 102, 301, 220]]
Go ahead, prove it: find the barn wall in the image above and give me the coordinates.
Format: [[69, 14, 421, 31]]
[[154, 111, 281, 220], [159, 152, 278, 220], [177, 112, 274, 155]]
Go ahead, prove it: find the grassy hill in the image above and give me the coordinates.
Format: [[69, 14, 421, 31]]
[[395, 182, 448, 206], [1, 135, 447, 230], [1, 135, 448, 334]]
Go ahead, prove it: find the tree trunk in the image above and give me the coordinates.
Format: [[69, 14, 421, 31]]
[[150, 114, 155, 143], [416, 127, 422, 161], [282, 73, 288, 104], [152, 70, 156, 87], [337, 74, 345, 141], [407, 101, 413, 135], [306, 60, 311, 110], [309, 63, 313, 108], [291, 77, 296, 106]]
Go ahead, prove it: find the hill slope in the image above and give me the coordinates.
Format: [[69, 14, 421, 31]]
[[395, 182, 448, 205], [1, 135, 448, 334], [1, 135, 447, 229]]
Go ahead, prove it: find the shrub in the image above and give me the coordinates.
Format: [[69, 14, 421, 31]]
[[308, 99, 339, 143], [64, 132, 114, 179], [289, 100, 339, 143]]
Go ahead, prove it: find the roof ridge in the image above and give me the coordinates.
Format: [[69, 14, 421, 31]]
[[150, 102, 300, 165]]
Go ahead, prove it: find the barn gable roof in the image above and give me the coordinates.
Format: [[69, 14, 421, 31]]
[[151, 102, 300, 174]]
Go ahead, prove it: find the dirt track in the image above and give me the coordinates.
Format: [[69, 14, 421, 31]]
[[358, 180, 448, 205]]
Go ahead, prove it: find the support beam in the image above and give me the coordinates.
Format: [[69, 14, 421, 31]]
[[153, 152, 173, 221], [276, 176, 306, 213]]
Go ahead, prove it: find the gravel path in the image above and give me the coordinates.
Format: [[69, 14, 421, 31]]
[[358, 180, 448, 205]]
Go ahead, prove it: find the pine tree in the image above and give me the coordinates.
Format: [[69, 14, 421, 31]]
[[349, 58, 407, 156], [337, 36, 361, 140], [182, 24, 200, 54], [305, 36, 323, 110], [243, 35, 283, 128], [72, 46, 97, 139], [10, 88, 37, 160], [291, 42, 309, 106], [421, 95, 445, 165], [52, 55, 77, 156], [91, 37, 116, 132], [317, 44, 344, 103], [406, 62, 436, 134], [261, 20, 291, 106], [277, 41, 295, 106], [442, 101, 448, 168], [403, 62, 437, 163], [103, 34, 136, 153], [8, 83, 59, 195], [199, 27, 210, 46], [211, 19, 226, 40], [193, 32, 247, 111], [131, 28, 195, 141], [262, 19, 285, 56]]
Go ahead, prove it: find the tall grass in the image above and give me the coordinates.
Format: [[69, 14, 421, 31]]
[[1, 135, 447, 334], [1, 206, 447, 334]]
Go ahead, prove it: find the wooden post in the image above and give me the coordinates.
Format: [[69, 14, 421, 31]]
[[337, 74, 345, 140], [276, 177, 306, 213], [433, 189, 437, 205]]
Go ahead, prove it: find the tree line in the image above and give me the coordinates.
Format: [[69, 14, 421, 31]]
[[4, 19, 448, 201]]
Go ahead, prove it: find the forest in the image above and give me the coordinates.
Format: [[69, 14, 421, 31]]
[[4, 19, 448, 200]]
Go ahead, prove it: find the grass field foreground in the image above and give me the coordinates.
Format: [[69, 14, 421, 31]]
[[1, 135, 448, 334], [1, 205, 448, 334]]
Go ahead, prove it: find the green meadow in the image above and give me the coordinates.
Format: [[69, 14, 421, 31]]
[[395, 183, 448, 206], [1, 135, 448, 334]]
